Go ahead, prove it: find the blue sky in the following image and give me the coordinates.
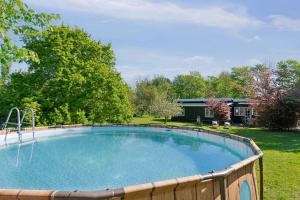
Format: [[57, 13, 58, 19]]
[[23, 0, 300, 85]]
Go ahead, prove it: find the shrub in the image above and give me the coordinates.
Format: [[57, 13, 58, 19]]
[[74, 110, 89, 124], [207, 98, 231, 124], [49, 104, 71, 125]]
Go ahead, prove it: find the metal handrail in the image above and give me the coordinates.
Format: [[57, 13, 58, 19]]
[[21, 107, 35, 138], [3, 107, 21, 142], [3, 107, 35, 143]]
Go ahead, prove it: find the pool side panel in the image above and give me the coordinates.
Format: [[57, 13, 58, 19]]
[[152, 179, 178, 200], [0, 125, 263, 200]]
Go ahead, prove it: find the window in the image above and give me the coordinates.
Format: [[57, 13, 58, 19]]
[[234, 107, 247, 116], [252, 108, 257, 116], [235, 107, 257, 117], [240, 107, 246, 116], [240, 180, 252, 200], [205, 108, 214, 118]]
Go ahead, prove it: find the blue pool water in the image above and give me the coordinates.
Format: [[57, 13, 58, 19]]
[[0, 127, 254, 191]]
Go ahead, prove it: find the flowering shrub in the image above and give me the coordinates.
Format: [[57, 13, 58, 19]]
[[207, 98, 231, 124]]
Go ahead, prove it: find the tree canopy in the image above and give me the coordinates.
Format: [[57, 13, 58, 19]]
[[0, 0, 59, 83], [172, 71, 206, 98], [276, 60, 300, 90], [0, 25, 132, 124]]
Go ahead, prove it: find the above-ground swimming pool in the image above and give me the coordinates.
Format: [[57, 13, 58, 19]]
[[0, 125, 263, 200]]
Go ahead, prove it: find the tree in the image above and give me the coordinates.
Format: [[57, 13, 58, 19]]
[[251, 64, 299, 129], [214, 72, 236, 98], [0, 25, 132, 124], [286, 81, 300, 110], [283, 81, 300, 126], [276, 60, 300, 90], [151, 76, 172, 96], [133, 76, 171, 116], [150, 94, 182, 124], [230, 66, 255, 97], [0, 0, 58, 71], [20, 97, 41, 125], [172, 71, 206, 98], [205, 76, 219, 97], [0, 71, 37, 122], [134, 79, 159, 116], [207, 98, 231, 124], [205, 68, 254, 98]]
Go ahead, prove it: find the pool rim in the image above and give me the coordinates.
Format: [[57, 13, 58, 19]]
[[0, 124, 263, 200]]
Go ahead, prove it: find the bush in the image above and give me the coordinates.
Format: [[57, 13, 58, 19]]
[[73, 110, 89, 124], [207, 98, 231, 124], [49, 104, 71, 125]]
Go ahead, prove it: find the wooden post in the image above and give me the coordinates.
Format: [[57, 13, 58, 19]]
[[219, 177, 228, 200], [259, 157, 264, 200]]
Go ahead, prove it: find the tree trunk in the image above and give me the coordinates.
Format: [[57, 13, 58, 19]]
[[164, 116, 167, 124]]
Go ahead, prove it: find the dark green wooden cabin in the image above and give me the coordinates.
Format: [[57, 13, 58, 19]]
[[172, 98, 254, 124]]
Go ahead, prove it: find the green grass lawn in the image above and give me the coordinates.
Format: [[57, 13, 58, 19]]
[[130, 116, 300, 200]]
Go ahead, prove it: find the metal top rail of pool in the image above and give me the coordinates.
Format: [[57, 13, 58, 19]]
[[2, 107, 35, 143]]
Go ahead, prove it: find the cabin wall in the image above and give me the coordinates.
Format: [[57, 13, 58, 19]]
[[172, 107, 212, 123], [173, 104, 251, 124]]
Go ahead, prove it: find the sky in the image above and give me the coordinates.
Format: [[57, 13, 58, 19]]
[[22, 0, 300, 85]]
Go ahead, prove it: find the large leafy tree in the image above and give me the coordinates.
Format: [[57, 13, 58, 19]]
[[172, 71, 206, 98], [214, 72, 236, 98], [276, 59, 300, 90], [0, 25, 132, 124], [230, 66, 255, 97], [151, 76, 172, 97], [133, 76, 172, 116], [0, 0, 58, 82], [205, 69, 254, 98], [205, 72, 236, 98], [134, 79, 160, 116]]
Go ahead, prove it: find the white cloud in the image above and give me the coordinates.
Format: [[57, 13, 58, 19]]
[[27, 0, 263, 30], [269, 15, 300, 31]]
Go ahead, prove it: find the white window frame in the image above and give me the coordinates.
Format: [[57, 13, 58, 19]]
[[234, 107, 247, 116], [205, 107, 214, 118], [252, 108, 257, 116]]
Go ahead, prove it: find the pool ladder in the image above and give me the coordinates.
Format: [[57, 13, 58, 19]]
[[3, 107, 35, 143]]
